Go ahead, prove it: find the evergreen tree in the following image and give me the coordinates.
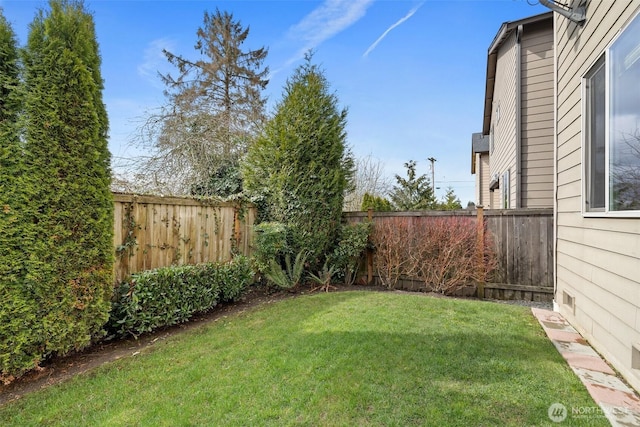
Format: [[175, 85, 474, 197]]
[[389, 160, 437, 210], [438, 187, 463, 210], [139, 8, 269, 195], [243, 53, 355, 267], [0, 12, 24, 262], [0, 12, 23, 229], [22, 0, 113, 360], [0, 10, 42, 378], [361, 192, 393, 212]]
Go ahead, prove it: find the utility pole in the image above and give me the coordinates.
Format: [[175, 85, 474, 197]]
[[427, 157, 436, 196]]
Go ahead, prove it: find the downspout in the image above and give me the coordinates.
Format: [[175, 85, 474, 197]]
[[551, 16, 559, 311], [516, 25, 523, 208]]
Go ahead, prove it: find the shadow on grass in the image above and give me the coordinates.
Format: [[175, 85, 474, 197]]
[[0, 291, 605, 426]]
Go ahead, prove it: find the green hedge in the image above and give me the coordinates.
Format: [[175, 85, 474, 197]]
[[1, 2, 114, 381], [218, 257, 255, 303], [108, 256, 253, 338]]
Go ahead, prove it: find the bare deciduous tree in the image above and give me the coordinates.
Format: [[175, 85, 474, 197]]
[[344, 154, 391, 211], [132, 9, 268, 195]]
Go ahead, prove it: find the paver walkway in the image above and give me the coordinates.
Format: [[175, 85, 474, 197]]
[[532, 308, 640, 426]]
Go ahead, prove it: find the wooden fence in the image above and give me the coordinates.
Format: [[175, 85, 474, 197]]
[[343, 208, 554, 301], [113, 193, 256, 283], [112, 195, 553, 300], [484, 209, 554, 299]]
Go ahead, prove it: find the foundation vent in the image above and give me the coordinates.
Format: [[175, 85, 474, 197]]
[[562, 291, 575, 314], [632, 344, 640, 370]]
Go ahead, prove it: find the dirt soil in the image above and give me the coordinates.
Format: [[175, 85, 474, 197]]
[[0, 283, 386, 406]]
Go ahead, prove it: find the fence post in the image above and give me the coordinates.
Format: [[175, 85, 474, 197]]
[[476, 205, 485, 299], [367, 208, 373, 284]]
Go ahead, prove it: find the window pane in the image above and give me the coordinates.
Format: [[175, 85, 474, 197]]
[[586, 59, 605, 211], [610, 14, 640, 211], [502, 169, 510, 209]]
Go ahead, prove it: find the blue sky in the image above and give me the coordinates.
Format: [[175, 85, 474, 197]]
[[1, 0, 548, 204]]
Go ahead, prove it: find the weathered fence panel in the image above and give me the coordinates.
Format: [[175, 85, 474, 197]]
[[481, 209, 553, 301], [343, 208, 554, 301], [113, 193, 256, 283]]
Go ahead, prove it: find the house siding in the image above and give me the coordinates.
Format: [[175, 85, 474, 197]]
[[475, 153, 491, 207], [555, 0, 640, 392], [490, 32, 518, 208], [521, 19, 554, 208], [482, 14, 554, 210]]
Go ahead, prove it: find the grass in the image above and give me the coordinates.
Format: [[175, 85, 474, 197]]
[[0, 291, 608, 426]]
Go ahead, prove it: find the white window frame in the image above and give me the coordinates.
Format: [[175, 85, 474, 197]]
[[489, 125, 494, 154], [583, 56, 606, 214], [502, 169, 510, 209], [582, 10, 640, 217]]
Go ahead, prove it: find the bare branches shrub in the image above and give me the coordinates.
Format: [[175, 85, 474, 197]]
[[372, 217, 418, 288], [372, 216, 497, 294], [415, 217, 496, 293]]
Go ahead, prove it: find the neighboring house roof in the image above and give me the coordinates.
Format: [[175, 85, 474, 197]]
[[470, 132, 489, 174], [482, 11, 553, 135]]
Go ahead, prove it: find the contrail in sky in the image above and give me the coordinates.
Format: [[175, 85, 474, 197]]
[[284, 0, 374, 67], [137, 37, 177, 88], [363, 2, 425, 58]]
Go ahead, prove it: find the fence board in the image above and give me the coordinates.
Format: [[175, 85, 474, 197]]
[[344, 208, 554, 299], [483, 209, 553, 288], [113, 193, 256, 283]]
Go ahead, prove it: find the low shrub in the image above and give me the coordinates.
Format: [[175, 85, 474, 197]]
[[252, 222, 292, 275], [309, 262, 337, 292], [372, 218, 415, 289], [372, 216, 496, 294], [218, 256, 253, 302], [264, 251, 307, 289], [108, 256, 253, 338], [328, 222, 372, 285]]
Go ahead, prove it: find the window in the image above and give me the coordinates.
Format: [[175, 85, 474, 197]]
[[585, 57, 606, 211], [502, 169, 510, 209], [584, 12, 640, 214], [489, 125, 494, 154]]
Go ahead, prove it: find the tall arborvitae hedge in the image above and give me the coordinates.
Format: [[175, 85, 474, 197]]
[[0, 12, 24, 264], [0, 10, 43, 378], [14, 0, 114, 371]]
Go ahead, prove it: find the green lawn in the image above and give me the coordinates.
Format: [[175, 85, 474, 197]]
[[0, 291, 607, 426]]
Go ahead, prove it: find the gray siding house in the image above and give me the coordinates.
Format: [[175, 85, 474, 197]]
[[472, 12, 554, 209], [553, 0, 640, 392]]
